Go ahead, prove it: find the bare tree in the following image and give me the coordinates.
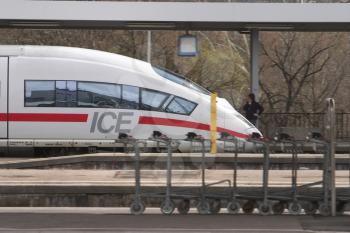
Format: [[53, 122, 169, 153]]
[[184, 31, 250, 108], [259, 32, 345, 113]]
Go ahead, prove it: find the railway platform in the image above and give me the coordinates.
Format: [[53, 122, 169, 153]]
[[0, 169, 348, 212], [0, 153, 350, 170], [0, 134, 348, 216]]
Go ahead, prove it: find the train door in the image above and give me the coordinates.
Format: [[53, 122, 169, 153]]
[[0, 57, 8, 138]]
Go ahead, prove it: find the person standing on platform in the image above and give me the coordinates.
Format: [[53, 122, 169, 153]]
[[243, 93, 264, 126]]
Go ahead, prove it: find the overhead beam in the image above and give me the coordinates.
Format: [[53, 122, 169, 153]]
[[0, 2, 350, 31]]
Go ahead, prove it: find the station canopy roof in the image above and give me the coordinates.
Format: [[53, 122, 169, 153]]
[[0, 1, 350, 31]]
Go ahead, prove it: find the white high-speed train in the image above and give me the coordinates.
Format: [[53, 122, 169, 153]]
[[0, 45, 261, 155]]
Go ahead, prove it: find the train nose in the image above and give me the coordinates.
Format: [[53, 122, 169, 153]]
[[246, 127, 263, 139]]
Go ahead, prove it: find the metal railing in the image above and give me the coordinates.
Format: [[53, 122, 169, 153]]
[[259, 112, 350, 140], [125, 136, 349, 216]]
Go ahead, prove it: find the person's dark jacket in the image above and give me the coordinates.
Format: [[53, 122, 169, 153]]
[[243, 101, 264, 121]]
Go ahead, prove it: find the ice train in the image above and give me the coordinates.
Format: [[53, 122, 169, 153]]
[[0, 45, 261, 155]]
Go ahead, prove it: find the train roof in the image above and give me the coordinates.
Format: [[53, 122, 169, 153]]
[[0, 45, 213, 97], [0, 45, 152, 75]]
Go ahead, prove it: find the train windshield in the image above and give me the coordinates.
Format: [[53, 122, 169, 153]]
[[153, 66, 211, 95]]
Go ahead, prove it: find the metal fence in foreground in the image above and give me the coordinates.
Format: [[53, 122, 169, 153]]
[[259, 112, 350, 140]]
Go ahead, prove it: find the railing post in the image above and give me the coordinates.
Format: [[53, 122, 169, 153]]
[[325, 98, 336, 216]]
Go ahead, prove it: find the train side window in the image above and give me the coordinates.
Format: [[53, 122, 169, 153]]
[[77, 82, 121, 108], [56, 81, 77, 107], [141, 89, 169, 111], [121, 85, 139, 109], [165, 97, 197, 115], [25, 81, 55, 107]]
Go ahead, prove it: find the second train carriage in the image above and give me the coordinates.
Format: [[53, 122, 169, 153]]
[[0, 45, 261, 154]]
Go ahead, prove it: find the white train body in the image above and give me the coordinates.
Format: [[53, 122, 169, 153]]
[[0, 45, 261, 151]]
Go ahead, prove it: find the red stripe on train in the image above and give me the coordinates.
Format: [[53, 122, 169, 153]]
[[0, 113, 7, 121], [0, 113, 249, 139], [217, 127, 249, 139], [138, 116, 209, 131], [0, 113, 88, 122], [138, 116, 249, 139]]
